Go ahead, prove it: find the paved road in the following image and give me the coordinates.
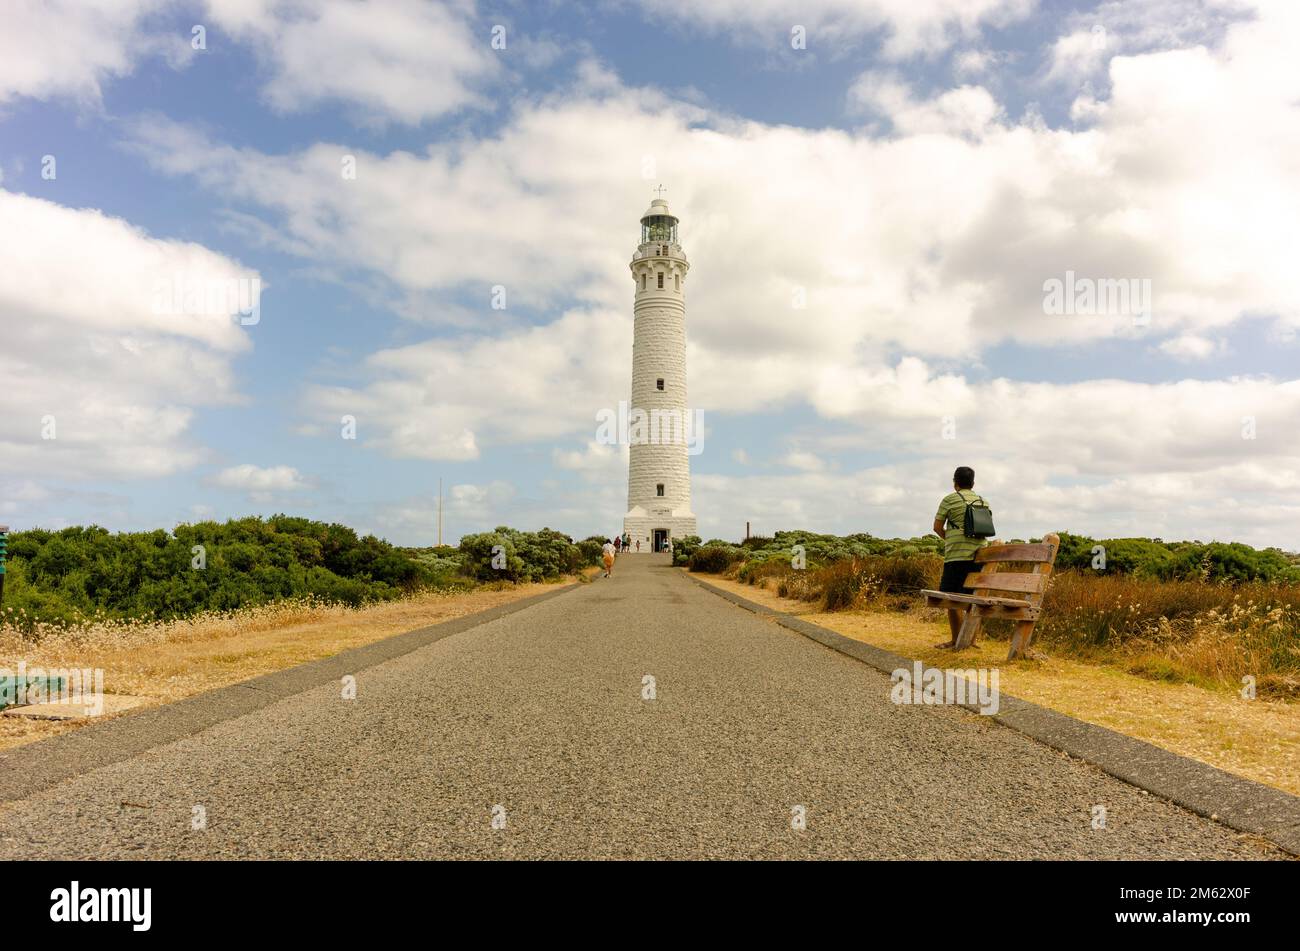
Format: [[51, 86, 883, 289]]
[[0, 555, 1274, 859]]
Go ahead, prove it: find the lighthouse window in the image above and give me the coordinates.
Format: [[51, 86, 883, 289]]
[[656, 378, 664, 390], [641, 273, 646, 290], [657, 272, 664, 289], [643, 217, 677, 243], [674, 274, 680, 290], [656, 484, 665, 497]]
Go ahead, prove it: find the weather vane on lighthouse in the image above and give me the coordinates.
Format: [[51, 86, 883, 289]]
[[654, 184, 667, 198]]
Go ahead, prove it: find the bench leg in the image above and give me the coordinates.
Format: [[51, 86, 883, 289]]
[[953, 609, 982, 650], [1007, 620, 1036, 660]]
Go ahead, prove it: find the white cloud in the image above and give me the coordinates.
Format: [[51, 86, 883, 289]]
[[129, 6, 1300, 392], [780, 451, 826, 472], [849, 72, 1004, 137], [0, 0, 173, 105], [806, 356, 1300, 476], [0, 480, 131, 529], [0, 0, 497, 124], [201, 0, 499, 124], [0, 191, 255, 480], [367, 481, 546, 543], [300, 307, 628, 461], [629, 0, 1037, 59], [210, 464, 312, 502], [1045, 0, 1255, 87], [1157, 334, 1223, 360], [952, 48, 1007, 78], [1045, 27, 1112, 86], [553, 440, 628, 478]]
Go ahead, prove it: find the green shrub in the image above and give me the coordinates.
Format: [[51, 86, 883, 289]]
[[688, 544, 745, 573], [1, 517, 442, 633], [576, 539, 605, 567], [405, 546, 466, 578], [458, 527, 599, 583], [1052, 532, 1300, 583], [672, 535, 702, 566]]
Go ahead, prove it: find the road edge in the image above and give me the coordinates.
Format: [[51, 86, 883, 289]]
[[684, 571, 1300, 857], [0, 582, 580, 804]]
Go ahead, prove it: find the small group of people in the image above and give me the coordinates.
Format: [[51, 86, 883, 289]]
[[601, 533, 636, 577]]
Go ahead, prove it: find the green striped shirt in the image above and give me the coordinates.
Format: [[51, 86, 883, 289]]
[[935, 490, 990, 563]]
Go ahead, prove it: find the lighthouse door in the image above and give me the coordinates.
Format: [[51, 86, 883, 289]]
[[653, 529, 668, 552]]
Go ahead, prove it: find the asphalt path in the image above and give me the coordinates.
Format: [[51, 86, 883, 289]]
[[0, 555, 1273, 859]]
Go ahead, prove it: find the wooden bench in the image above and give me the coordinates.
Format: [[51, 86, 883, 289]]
[[921, 533, 1060, 660]]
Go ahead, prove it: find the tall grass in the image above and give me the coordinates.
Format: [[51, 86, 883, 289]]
[[717, 555, 1300, 696], [688, 545, 747, 573], [734, 555, 941, 610], [0, 584, 556, 708], [0, 595, 371, 654], [1038, 572, 1300, 694]]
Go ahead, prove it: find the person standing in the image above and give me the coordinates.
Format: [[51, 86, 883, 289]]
[[602, 539, 616, 577], [635, 539, 640, 552], [931, 466, 993, 649], [614, 535, 622, 554]]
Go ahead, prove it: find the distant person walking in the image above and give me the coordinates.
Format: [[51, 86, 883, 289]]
[[635, 539, 640, 552], [622, 532, 630, 551], [614, 536, 622, 554], [932, 466, 994, 649], [602, 539, 616, 577]]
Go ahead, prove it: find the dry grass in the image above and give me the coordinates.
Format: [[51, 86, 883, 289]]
[[0, 581, 571, 752], [1038, 572, 1300, 696], [697, 572, 1300, 797], [729, 557, 1300, 697]]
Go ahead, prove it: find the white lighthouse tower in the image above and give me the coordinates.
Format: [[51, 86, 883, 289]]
[[623, 193, 698, 553]]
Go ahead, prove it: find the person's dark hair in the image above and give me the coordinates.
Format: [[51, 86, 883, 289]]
[[953, 466, 975, 490]]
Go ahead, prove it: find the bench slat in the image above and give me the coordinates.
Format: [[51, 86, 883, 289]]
[[923, 593, 1038, 623], [973, 605, 1037, 620], [976, 542, 1057, 564], [963, 571, 1048, 594], [921, 590, 1032, 609]]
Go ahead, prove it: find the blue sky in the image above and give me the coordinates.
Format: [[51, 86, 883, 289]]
[[2, 0, 1299, 549]]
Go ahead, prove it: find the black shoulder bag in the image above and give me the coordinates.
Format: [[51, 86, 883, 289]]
[[951, 490, 996, 539]]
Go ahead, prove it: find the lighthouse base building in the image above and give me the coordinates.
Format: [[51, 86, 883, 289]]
[[623, 504, 698, 556], [622, 195, 698, 553]]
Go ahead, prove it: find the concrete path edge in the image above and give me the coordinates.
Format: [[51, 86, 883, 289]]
[[0, 583, 580, 804], [684, 571, 1300, 857]]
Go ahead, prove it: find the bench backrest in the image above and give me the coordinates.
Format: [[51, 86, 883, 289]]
[[965, 533, 1061, 607]]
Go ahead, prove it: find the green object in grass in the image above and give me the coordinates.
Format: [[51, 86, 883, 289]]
[[0, 674, 67, 711]]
